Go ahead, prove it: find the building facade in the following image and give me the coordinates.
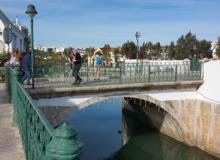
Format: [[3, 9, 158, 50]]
[[0, 10, 25, 53]]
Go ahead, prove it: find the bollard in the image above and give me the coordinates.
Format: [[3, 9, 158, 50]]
[[46, 123, 83, 160]]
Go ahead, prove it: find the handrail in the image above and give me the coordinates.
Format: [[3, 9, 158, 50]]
[[8, 66, 82, 160], [31, 61, 202, 88], [16, 81, 54, 136]]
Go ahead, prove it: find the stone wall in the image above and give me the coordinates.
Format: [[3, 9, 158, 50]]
[[165, 100, 220, 158], [125, 97, 220, 158]]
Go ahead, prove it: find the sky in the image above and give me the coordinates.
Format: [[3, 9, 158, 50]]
[[1, 0, 220, 48]]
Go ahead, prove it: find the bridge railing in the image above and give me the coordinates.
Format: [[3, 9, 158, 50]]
[[8, 67, 82, 160], [30, 61, 201, 88]]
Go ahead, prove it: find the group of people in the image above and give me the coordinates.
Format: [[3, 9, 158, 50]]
[[10, 48, 104, 86], [9, 49, 31, 85], [69, 49, 103, 85]]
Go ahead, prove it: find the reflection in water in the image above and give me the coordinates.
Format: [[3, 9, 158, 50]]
[[65, 98, 219, 160], [114, 106, 219, 160]]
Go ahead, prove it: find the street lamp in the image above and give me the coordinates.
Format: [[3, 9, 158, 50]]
[[25, 4, 38, 89], [135, 32, 141, 67]]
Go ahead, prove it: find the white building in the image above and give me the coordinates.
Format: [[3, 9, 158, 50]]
[[55, 47, 65, 53], [0, 10, 25, 53], [36, 44, 65, 53]]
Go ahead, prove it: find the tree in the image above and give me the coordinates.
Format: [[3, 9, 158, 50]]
[[140, 42, 147, 59], [85, 47, 95, 57], [175, 32, 198, 59], [215, 37, 220, 58], [114, 47, 121, 55], [114, 47, 121, 62], [152, 42, 162, 59], [168, 42, 176, 59], [185, 32, 197, 58], [21, 27, 29, 53], [121, 41, 137, 59], [139, 42, 154, 59], [102, 44, 111, 62], [64, 47, 73, 57], [196, 40, 211, 58]]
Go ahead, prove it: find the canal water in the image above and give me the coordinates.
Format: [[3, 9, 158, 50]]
[[64, 98, 219, 160]]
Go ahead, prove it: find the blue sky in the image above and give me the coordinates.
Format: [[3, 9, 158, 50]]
[[1, 0, 220, 48]]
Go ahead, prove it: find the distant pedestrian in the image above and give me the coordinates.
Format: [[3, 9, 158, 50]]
[[71, 49, 82, 85], [21, 52, 31, 85], [94, 53, 102, 80]]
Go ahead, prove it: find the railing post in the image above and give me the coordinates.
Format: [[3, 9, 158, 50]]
[[11, 68, 20, 126], [200, 62, 203, 80], [46, 123, 83, 160], [119, 65, 122, 83], [148, 65, 150, 82], [86, 64, 89, 83], [175, 64, 177, 81]]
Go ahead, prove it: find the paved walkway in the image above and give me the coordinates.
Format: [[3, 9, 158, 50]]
[[0, 83, 25, 160]]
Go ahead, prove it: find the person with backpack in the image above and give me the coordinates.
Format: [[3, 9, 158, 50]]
[[71, 49, 82, 85], [94, 52, 102, 80]]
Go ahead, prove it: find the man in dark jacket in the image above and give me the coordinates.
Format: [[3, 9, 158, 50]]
[[72, 49, 82, 85], [22, 52, 31, 84]]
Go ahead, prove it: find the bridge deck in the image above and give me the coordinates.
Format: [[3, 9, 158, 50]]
[[31, 80, 210, 108], [29, 80, 203, 99]]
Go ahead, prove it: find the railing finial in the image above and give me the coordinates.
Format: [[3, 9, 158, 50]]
[[46, 123, 83, 160]]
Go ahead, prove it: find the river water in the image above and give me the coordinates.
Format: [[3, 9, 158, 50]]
[[64, 98, 219, 160]]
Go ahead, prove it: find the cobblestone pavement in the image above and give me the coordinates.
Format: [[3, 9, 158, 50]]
[[0, 83, 25, 160]]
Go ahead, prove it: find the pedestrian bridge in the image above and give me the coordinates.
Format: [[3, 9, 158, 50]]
[[31, 61, 220, 158], [30, 60, 201, 88], [7, 60, 220, 159]]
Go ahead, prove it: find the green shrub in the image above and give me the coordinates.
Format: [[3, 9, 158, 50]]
[[0, 52, 10, 67]]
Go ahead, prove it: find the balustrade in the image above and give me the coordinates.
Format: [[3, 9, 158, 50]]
[[9, 67, 82, 160], [31, 61, 202, 88]]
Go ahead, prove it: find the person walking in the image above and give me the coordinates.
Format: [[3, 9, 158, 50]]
[[9, 48, 22, 66], [71, 49, 82, 85], [94, 53, 102, 80], [21, 52, 31, 85]]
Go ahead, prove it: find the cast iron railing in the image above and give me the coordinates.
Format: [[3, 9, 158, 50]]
[[31, 61, 202, 88], [9, 67, 82, 160]]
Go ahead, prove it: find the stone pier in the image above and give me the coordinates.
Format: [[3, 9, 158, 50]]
[[124, 96, 220, 158]]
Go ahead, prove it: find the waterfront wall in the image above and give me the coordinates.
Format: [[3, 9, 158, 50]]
[[125, 97, 220, 158], [162, 100, 220, 158]]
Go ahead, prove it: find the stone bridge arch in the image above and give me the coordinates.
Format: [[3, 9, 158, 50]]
[[39, 93, 220, 158], [121, 95, 187, 144], [40, 93, 187, 145]]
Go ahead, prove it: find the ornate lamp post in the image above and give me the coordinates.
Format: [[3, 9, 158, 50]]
[[25, 4, 38, 89], [135, 32, 141, 67]]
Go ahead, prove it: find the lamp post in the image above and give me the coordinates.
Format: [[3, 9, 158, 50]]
[[135, 32, 141, 67], [25, 4, 38, 89]]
